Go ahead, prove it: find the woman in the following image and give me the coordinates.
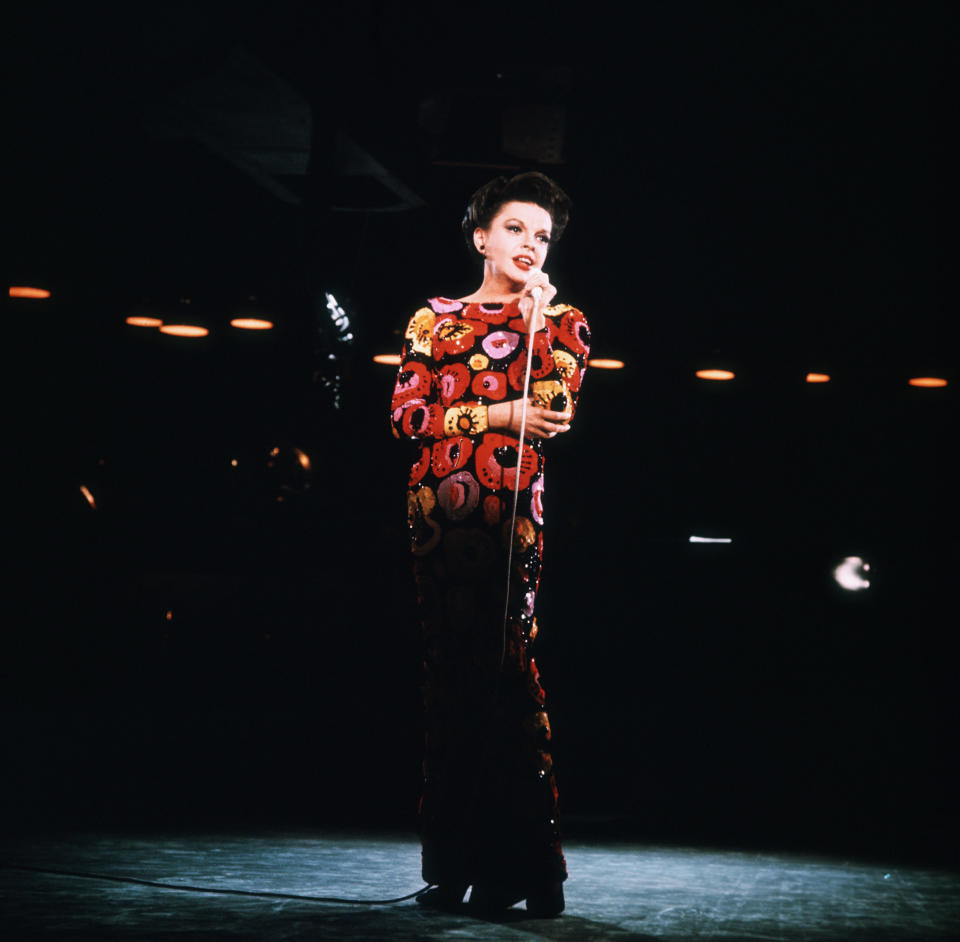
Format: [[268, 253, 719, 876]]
[[390, 172, 590, 917]]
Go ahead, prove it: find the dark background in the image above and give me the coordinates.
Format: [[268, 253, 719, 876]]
[[5, 1, 956, 865]]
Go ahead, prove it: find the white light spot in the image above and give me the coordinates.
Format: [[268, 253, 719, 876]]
[[834, 556, 871, 591], [689, 536, 732, 544]]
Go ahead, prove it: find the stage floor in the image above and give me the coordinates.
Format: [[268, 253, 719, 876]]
[[3, 832, 958, 940]]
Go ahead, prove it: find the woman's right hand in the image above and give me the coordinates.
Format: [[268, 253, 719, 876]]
[[487, 400, 571, 439]]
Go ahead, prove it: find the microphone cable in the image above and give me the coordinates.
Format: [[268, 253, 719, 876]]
[[499, 286, 541, 668], [1, 861, 432, 905]]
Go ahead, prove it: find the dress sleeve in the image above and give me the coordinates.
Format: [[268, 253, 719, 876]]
[[391, 306, 497, 445], [543, 305, 591, 420], [390, 306, 493, 441], [390, 307, 445, 440]]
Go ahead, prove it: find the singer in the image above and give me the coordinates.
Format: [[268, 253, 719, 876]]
[[390, 172, 590, 917]]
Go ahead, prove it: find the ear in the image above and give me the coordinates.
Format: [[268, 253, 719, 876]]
[[472, 227, 486, 255]]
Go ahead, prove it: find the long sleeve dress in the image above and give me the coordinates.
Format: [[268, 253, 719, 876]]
[[390, 295, 590, 897]]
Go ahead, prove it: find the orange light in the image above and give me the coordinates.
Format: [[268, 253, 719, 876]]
[[806, 373, 831, 383], [294, 447, 311, 471], [126, 316, 163, 328], [587, 358, 625, 369], [230, 459, 238, 467], [270, 446, 280, 457], [373, 354, 402, 365], [9, 286, 51, 299], [230, 318, 274, 330], [696, 369, 735, 381], [165, 610, 173, 622], [159, 324, 209, 337], [908, 377, 948, 388], [80, 485, 96, 510]]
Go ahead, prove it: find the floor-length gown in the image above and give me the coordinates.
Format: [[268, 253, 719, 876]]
[[390, 295, 590, 896]]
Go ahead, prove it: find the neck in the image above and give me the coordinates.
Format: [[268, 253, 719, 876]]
[[467, 265, 525, 303]]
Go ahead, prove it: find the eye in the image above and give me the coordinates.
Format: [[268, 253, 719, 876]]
[[538, 234, 551, 245], [506, 224, 521, 233]]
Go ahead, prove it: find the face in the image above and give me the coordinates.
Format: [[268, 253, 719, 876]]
[[475, 200, 553, 285]]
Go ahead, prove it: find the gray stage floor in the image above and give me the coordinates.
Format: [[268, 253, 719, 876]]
[[2, 832, 958, 940]]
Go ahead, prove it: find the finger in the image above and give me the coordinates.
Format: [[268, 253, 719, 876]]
[[524, 270, 551, 297]]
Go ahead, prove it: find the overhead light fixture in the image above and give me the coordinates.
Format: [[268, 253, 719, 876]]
[[806, 373, 831, 383], [231, 318, 274, 330], [587, 358, 625, 369], [373, 354, 402, 365], [689, 535, 732, 543], [696, 369, 735, 381], [126, 316, 163, 328], [80, 485, 96, 510], [908, 377, 947, 388], [9, 286, 51, 299], [159, 325, 209, 337]]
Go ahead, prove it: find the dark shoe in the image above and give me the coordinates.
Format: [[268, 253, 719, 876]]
[[468, 883, 524, 913], [525, 882, 564, 918], [416, 883, 468, 911]]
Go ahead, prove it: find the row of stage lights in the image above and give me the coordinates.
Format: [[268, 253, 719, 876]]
[[10, 286, 949, 386], [124, 316, 273, 336], [10, 286, 274, 336], [372, 355, 949, 387]]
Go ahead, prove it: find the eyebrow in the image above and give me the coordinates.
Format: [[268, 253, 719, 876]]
[[504, 217, 552, 234]]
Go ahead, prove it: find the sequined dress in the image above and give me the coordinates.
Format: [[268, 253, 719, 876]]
[[390, 296, 590, 895]]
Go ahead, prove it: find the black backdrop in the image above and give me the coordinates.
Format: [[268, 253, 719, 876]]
[[5, 1, 956, 865]]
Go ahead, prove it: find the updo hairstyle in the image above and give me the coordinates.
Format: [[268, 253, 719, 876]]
[[461, 172, 571, 258]]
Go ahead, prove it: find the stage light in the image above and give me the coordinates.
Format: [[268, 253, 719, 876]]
[[9, 286, 51, 299], [230, 459, 238, 467], [696, 369, 735, 381], [159, 325, 209, 337], [588, 359, 625, 369], [231, 318, 274, 330], [270, 446, 280, 457], [689, 536, 732, 543], [165, 610, 173, 621], [293, 447, 311, 471], [806, 373, 831, 383], [373, 354, 402, 365], [80, 485, 96, 510], [126, 316, 163, 328], [833, 556, 870, 591], [908, 377, 947, 388]]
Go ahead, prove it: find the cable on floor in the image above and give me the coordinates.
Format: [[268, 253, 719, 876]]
[[2, 862, 433, 905]]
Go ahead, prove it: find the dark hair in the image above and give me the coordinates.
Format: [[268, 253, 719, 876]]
[[461, 172, 571, 257]]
